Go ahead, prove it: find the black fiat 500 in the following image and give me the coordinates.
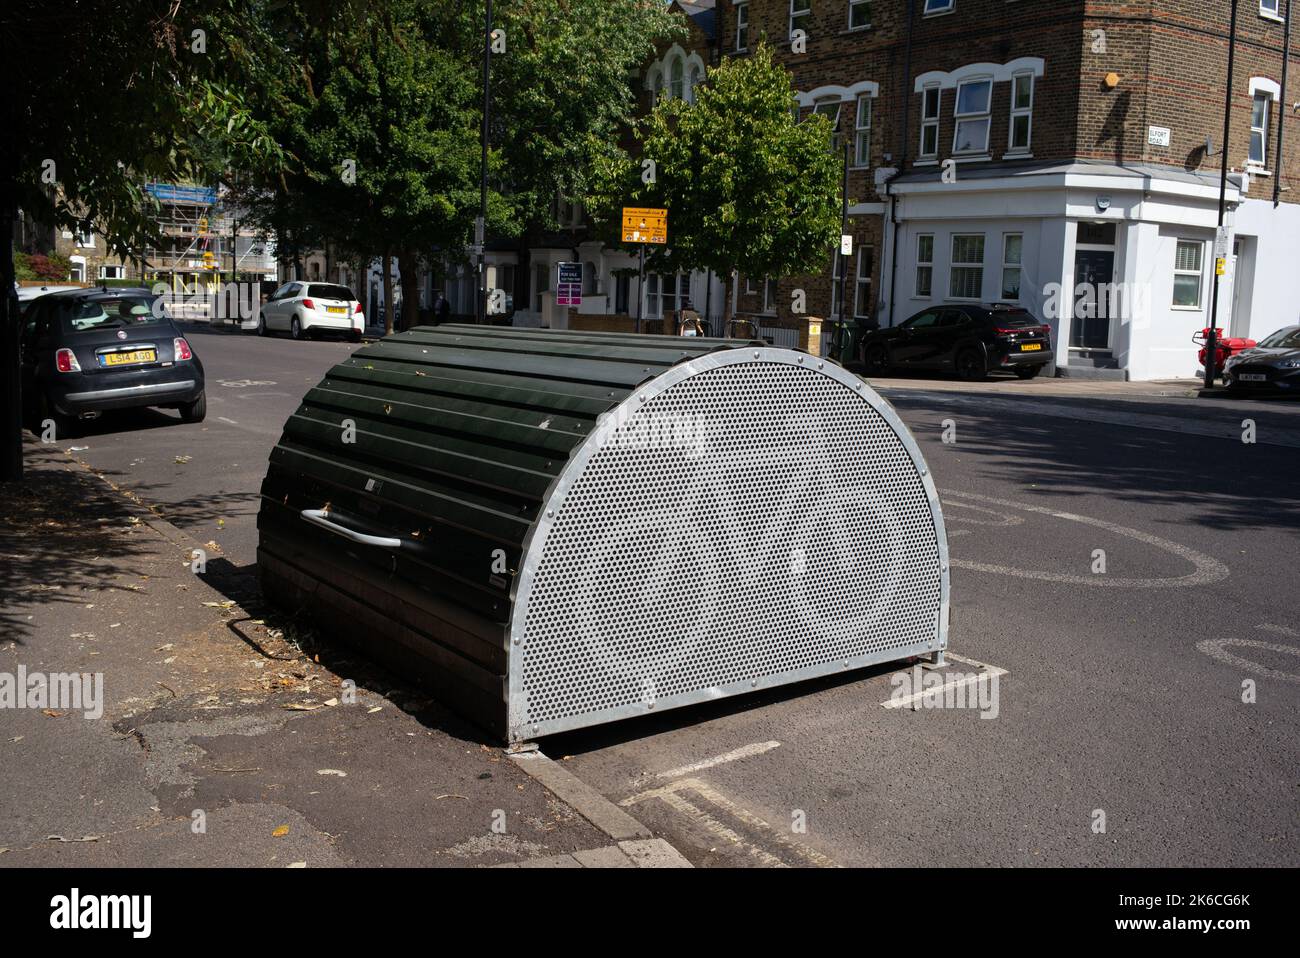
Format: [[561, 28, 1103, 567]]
[[859, 304, 1053, 381], [21, 287, 206, 436]]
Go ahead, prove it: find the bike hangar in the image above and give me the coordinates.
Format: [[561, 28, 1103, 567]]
[[257, 325, 950, 743]]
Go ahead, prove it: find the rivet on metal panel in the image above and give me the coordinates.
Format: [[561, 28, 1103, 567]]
[[753, 351, 760, 358], [512, 635, 520, 645], [818, 361, 824, 369], [545, 509, 553, 517]]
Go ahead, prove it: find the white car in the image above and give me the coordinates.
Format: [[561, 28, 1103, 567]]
[[257, 282, 364, 341]]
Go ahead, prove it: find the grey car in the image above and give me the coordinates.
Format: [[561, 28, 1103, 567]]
[[1224, 325, 1300, 394]]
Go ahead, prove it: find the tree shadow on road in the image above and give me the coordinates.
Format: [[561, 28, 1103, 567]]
[[0, 442, 157, 645], [889, 393, 1300, 534]]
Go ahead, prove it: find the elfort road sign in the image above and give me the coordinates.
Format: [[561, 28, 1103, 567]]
[[622, 207, 668, 245]]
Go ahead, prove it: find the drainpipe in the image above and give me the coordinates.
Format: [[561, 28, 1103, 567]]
[[1275, 0, 1291, 207], [886, 0, 916, 329]]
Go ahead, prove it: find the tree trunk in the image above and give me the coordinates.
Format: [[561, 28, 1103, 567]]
[[381, 248, 395, 336], [1, 190, 22, 481], [398, 247, 420, 330]]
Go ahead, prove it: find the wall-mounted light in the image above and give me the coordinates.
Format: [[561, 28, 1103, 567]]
[[1104, 72, 1120, 89]]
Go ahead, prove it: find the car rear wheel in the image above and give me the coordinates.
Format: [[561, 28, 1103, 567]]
[[955, 348, 987, 381], [179, 391, 207, 424], [863, 345, 890, 377], [290, 316, 303, 340], [39, 394, 79, 440], [1014, 365, 1042, 380]]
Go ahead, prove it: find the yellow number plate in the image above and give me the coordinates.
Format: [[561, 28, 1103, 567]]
[[326, 306, 347, 314], [104, 350, 156, 366], [1020, 343, 1042, 351]]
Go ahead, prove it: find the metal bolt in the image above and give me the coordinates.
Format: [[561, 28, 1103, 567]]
[[753, 351, 760, 359], [818, 361, 824, 369], [545, 509, 553, 517], [512, 635, 520, 645], [797, 356, 804, 364]]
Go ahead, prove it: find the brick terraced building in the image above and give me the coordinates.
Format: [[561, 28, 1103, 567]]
[[513, 0, 1296, 380]]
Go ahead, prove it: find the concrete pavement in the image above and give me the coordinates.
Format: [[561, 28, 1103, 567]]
[[0, 440, 681, 868]]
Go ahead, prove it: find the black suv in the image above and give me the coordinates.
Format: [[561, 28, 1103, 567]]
[[21, 286, 206, 436], [859, 304, 1052, 381]]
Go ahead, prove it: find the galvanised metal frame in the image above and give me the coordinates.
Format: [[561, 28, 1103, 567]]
[[506, 346, 950, 741]]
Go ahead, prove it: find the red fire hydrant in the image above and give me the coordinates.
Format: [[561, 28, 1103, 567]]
[[1193, 327, 1256, 378]]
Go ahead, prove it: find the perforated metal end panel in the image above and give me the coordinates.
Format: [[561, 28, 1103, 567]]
[[507, 348, 948, 740]]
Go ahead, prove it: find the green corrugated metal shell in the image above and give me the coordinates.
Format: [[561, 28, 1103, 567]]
[[257, 324, 763, 737]]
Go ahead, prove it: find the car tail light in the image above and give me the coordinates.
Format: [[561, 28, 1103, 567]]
[[174, 337, 193, 361], [303, 298, 316, 310], [994, 327, 1021, 336], [55, 348, 81, 373], [353, 303, 363, 316]]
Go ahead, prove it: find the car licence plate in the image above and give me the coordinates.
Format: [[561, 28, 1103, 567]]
[[101, 350, 156, 367], [326, 306, 347, 314], [1238, 373, 1267, 382], [1020, 343, 1042, 351]]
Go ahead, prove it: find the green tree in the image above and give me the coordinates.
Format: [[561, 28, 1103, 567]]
[[1, 0, 286, 479], [592, 43, 844, 331]]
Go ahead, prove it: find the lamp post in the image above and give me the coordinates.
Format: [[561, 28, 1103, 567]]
[[476, 0, 492, 325], [833, 111, 851, 360], [1204, 0, 1239, 391]]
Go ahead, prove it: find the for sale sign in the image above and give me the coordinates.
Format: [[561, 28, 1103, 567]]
[[556, 262, 582, 307]]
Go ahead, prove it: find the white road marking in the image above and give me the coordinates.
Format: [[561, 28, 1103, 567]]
[[940, 489, 1228, 588], [217, 417, 239, 425], [941, 499, 1025, 526], [881, 652, 1008, 709], [621, 777, 837, 868], [1194, 639, 1300, 683], [1194, 623, 1300, 683], [654, 741, 781, 779]]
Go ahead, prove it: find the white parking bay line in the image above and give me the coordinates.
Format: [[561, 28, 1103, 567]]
[[217, 417, 239, 425], [655, 741, 782, 780], [881, 652, 1008, 710], [621, 777, 837, 868]]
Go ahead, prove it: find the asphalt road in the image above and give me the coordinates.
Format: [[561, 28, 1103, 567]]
[[40, 325, 1300, 867]]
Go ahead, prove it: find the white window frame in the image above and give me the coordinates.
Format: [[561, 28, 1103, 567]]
[[744, 275, 757, 295], [853, 94, 872, 167], [848, 0, 873, 30], [854, 247, 874, 319], [1260, 0, 1283, 22], [1000, 233, 1023, 302], [98, 264, 124, 280], [924, 0, 955, 14], [670, 58, 685, 101], [735, 1, 749, 51], [949, 234, 986, 300], [75, 228, 95, 249], [1172, 239, 1205, 310], [1249, 92, 1271, 167], [789, 0, 811, 39], [919, 86, 941, 158], [915, 233, 934, 298], [813, 97, 843, 151], [953, 78, 993, 155], [1008, 73, 1034, 154]]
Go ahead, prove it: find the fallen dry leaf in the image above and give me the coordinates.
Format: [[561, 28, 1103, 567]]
[[272, 826, 289, 838]]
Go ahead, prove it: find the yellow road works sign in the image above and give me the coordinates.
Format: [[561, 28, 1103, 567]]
[[622, 207, 667, 245]]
